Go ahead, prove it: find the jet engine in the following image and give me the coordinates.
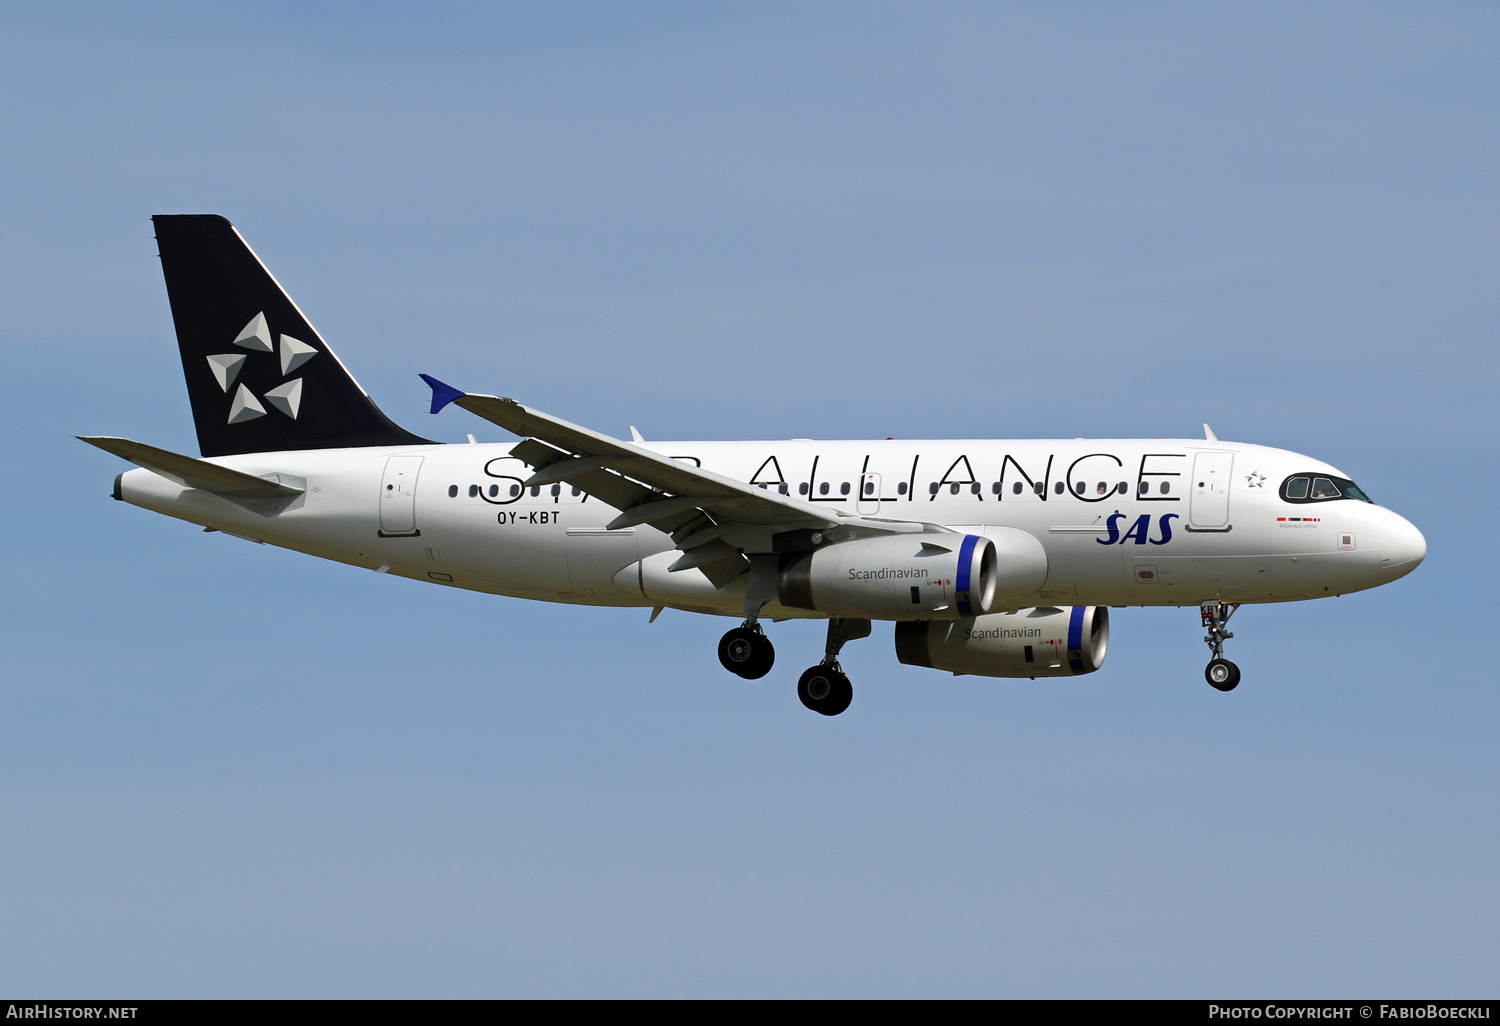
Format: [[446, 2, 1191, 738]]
[[778, 532, 999, 620], [894, 606, 1110, 677]]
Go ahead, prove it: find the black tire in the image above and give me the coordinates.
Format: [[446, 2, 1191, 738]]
[[719, 627, 774, 679], [1205, 658, 1240, 692], [798, 665, 853, 716], [825, 674, 853, 716], [745, 632, 775, 678]]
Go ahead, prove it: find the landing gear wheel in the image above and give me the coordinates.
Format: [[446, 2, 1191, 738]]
[[719, 627, 775, 679], [1199, 602, 1242, 692], [1205, 658, 1241, 692], [798, 665, 853, 716]]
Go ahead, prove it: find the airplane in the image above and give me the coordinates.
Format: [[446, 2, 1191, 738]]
[[81, 215, 1427, 715]]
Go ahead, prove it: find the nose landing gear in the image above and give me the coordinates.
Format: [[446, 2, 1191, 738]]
[[1201, 600, 1241, 691], [1206, 657, 1240, 690]]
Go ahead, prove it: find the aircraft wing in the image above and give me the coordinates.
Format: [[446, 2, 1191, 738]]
[[421, 376, 924, 586]]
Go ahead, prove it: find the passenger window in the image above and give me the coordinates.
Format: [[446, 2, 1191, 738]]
[[992, 482, 1003, 495], [951, 483, 961, 495], [489, 484, 499, 497], [1012, 481, 1023, 495], [929, 483, 939, 495], [448, 485, 458, 498], [468, 484, 480, 498], [1055, 482, 1065, 495], [1138, 481, 1148, 494], [798, 482, 809, 495], [572, 487, 581, 497], [1284, 477, 1309, 499], [1034, 482, 1045, 496], [530, 486, 540, 497], [897, 481, 908, 495], [1073, 482, 1084, 495], [1117, 482, 1127, 494], [819, 482, 829, 495], [843, 482, 852, 495], [778, 483, 788, 495], [1096, 482, 1107, 495], [510, 485, 520, 497], [551, 484, 560, 497], [1310, 477, 1341, 499], [1161, 482, 1170, 495]]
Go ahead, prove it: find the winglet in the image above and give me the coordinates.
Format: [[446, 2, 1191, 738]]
[[1203, 423, 1218, 442], [419, 374, 466, 415]]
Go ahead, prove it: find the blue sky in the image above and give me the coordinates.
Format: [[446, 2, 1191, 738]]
[[1, 2, 1496, 997]]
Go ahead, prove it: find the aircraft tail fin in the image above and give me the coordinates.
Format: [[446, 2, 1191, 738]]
[[151, 215, 431, 457]]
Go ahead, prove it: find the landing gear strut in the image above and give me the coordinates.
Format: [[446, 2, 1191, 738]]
[[1201, 600, 1241, 691], [797, 617, 869, 716]]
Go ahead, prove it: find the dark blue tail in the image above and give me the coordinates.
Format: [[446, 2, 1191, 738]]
[[153, 214, 431, 457]]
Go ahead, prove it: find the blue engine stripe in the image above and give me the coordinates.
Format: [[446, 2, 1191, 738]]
[[955, 534, 978, 617], [1067, 604, 1086, 674]]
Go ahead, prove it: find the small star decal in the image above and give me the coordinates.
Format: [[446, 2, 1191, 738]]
[[1245, 471, 1267, 489]]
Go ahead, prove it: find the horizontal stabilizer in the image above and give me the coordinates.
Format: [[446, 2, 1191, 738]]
[[78, 436, 304, 499]]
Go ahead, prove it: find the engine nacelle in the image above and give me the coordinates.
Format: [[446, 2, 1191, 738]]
[[894, 606, 1110, 677], [778, 533, 998, 620]]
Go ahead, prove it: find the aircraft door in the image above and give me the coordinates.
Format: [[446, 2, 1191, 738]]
[[1189, 452, 1233, 530], [857, 473, 883, 516], [379, 455, 424, 536]]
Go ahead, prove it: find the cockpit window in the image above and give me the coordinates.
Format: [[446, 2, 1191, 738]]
[[1280, 473, 1373, 504]]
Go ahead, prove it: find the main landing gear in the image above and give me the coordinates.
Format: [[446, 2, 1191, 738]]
[[798, 665, 852, 717], [719, 556, 780, 680], [796, 617, 869, 716], [718, 623, 775, 679], [1201, 600, 1242, 692], [716, 615, 870, 716]]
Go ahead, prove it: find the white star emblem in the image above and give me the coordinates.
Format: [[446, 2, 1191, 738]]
[[1245, 471, 1267, 489], [210, 312, 318, 424]]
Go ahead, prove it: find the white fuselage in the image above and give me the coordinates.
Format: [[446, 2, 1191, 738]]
[[116, 437, 1426, 618]]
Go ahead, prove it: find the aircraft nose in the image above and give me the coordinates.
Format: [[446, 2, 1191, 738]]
[[1378, 511, 1426, 578]]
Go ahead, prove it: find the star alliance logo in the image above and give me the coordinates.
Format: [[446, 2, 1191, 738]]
[[206, 312, 318, 424], [1244, 471, 1267, 489]]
